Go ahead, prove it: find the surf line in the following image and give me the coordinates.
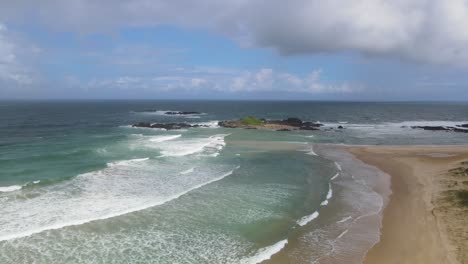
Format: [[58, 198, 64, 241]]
[[0, 166, 240, 242]]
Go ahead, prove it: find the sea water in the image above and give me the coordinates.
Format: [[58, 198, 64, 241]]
[[0, 100, 467, 263]]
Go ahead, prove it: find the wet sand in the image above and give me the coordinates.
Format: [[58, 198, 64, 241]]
[[349, 146, 468, 264]]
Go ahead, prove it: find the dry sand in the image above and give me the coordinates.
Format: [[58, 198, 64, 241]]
[[348, 146, 468, 264]]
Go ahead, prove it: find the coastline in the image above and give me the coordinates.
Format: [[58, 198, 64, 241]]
[[348, 145, 468, 264]]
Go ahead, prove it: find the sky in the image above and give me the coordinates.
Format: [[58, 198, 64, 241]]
[[1, 0, 468, 100]]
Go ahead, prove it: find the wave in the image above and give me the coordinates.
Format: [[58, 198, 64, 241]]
[[335, 162, 342, 171], [241, 239, 288, 264], [148, 134, 181, 143], [180, 167, 195, 175], [119, 125, 167, 131], [321, 120, 468, 134], [0, 163, 239, 242], [309, 144, 392, 264], [133, 110, 206, 117], [0, 185, 22, 193], [336, 216, 352, 223], [0, 180, 43, 193], [306, 146, 318, 156], [337, 229, 349, 239], [107, 157, 149, 167], [157, 134, 227, 157], [192, 120, 219, 128], [320, 183, 333, 206], [297, 211, 319, 227], [331, 172, 340, 180]]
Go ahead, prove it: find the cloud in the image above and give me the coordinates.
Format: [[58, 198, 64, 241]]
[[0, 23, 35, 86], [2, 0, 468, 65], [87, 67, 360, 94]]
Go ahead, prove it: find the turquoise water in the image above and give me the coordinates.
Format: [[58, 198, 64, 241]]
[[0, 101, 467, 263]]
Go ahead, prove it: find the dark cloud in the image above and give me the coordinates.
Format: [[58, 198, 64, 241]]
[[2, 0, 468, 65]]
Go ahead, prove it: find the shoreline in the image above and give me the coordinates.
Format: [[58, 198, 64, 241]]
[[348, 145, 468, 264]]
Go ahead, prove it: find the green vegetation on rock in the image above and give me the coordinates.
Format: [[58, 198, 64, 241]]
[[456, 190, 468, 207], [240, 116, 264, 126], [449, 167, 467, 177]]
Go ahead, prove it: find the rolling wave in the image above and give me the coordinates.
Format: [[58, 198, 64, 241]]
[[0, 156, 239, 241], [241, 239, 288, 264]]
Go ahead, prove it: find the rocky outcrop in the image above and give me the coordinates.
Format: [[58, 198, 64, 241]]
[[218, 117, 323, 131], [411, 125, 468, 133], [132, 122, 208, 130], [164, 111, 201, 115]]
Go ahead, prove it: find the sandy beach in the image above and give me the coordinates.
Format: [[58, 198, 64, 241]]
[[349, 146, 468, 264]]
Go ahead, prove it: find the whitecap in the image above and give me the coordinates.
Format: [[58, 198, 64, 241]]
[[307, 149, 318, 156], [336, 216, 352, 223], [107, 157, 149, 167], [0, 164, 239, 242], [335, 162, 342, 171], [297, 211, 319, 226], [241, 239, 288, 264], [337, 229, 349, 239], [180, 167, 195, 175], [320, 183, 333, 206], [331, 172, 340, 180], [148, 134, 181, 143], [0, 185, 22, 193], [158, 134, 227, 157], [192, 120, 219, 128]]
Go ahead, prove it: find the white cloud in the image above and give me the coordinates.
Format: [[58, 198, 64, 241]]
[[2, 0, 468, 65], [87, 67, 360, 94], [0, 24, 30, 85]]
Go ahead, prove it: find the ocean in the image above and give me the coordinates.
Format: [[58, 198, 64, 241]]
[[0, 100, 467, 263]]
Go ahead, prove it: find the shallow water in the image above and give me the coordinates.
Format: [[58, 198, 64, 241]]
[[0, 101, 467, 263]]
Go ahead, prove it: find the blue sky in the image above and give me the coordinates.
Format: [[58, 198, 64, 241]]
[[1, 0, 467, 100]]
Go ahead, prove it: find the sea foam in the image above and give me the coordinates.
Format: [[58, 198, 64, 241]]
[[0, 157, 239, 242], [0, 185, 22, 193], [149, 134, 181, 143], [241, 239, 288, 264], [297, 211, 319, 226]]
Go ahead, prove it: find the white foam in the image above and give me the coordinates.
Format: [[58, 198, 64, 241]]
[[0, 185, 22, 192], [321, 120, 468, 135], [297, 211, 319, 226], [180, 167, 195, 175], [337, 229, 349, 239], [335, 162, 342, 171], [337, 216, 352, 223], [193, 120, 219, 128], [158, 134, 227, 157], [0, 159, 239, 242], [331, 172, 340, 180], [107, 157, 149, 167], [148, 134, 181, 143], [136, 110, 206, 117], [305, 135, 315, 138], [241, 239, 288, 264], [320, 183, 333, 206], [120, 125, 167, 131], [33, 180, 40, 184], [306, 146, 318, 156]]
